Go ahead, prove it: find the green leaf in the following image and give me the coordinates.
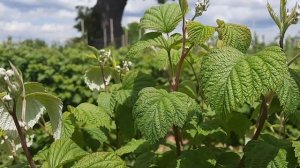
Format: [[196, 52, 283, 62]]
[[72, 152, 126, 168], [84, 66, 119, 91], [267, 2, 281, 28], [245, 135, 296, 168], [127, 32, 182, 58], [187, 21, 215, 45], [216, 19, 251, 53], [24, 82, 46, 94], [115, 105, 135, 140], [1, 94, 63, 133], [73, 103, 111, 129], [133, 87, 193, 143], [115, 139, 146, 156], [187, 119, 226, 138], [122, 71, 155, 91], [61, 112, 75, 138], [215, 151, 240, 168], [156, 151, 177, 168], [134, 152, 155, 168], [177, 148, 216, 168], [16, 92, 62, 139], [37, 138, 88, 168], [275, 74, 300, 115], [0, 128, 4, 138], [140, 3, 182, 33], [97, 92, 115, 116], [200, 46, 287, 116], [226, 113, 251, 137], [151, 49, 180, 70], [112, 71, 155, 106], [292, 141, 300, 166], [0, 104, 15, 131], [178, 80, 198, 99], [267, 149, 288, 168], [179, 0, 188, 15], [83, 127, 107, 143], [33, 148, 49, 162]]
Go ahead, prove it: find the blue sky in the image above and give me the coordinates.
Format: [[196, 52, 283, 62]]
[[0, 0, 299, 43]]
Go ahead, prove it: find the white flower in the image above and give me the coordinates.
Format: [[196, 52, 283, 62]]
[[0, 68, 6, 77], [122, 61, 132, 71], [99, 49, 111, 59], [195, 0, 209, 17], [2, 94, 12, 101], [3, 75, 9, 82], [6, 70, 14, 77]]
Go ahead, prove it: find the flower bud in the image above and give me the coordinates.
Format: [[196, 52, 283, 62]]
[[5, 70, 14, 77], [195, 0, 209, 17], [2, 94, 12, 102]]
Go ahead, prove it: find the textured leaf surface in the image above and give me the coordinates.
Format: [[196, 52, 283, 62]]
[[140, 3, 182, 33], [60, 112, 75, 138], [215, 151, 240, 168], [293, 141, 300, 166], [73, 103, 111, 129], [0, 105, 15, 131], [200, 46, 287, 115], [276, 74, 300, 115], [245, 135, 295, 168], [187, 21, 215, 45], [177, 148, 216, 168], [150, 49, 180, 70], [134, 152, 155, 168], [42, 138, 87, 167], [24, 82, 46, 94], [15, 92, 63, 139], [115, 139, 146, 156], [72, 152, 126, 168], [0, 92, 62, 138], [112, 71, 155, 106], [97, 92, 115, 116], [127, 32, 181, 58], [216, 19, 251, 53], [84, 66, 119, 91], [133, 87, 193, 142], [226, 113, 251, 137], [83, 127, 107, 143]]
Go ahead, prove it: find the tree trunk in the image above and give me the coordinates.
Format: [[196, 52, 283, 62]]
[[91, 0, 127, 48]]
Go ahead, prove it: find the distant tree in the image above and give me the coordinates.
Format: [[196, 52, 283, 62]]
[[74, 0, 172, 48]]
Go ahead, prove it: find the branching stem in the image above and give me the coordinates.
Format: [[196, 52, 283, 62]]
[[169, 14, 194, 156], [10, 99, 36, 168], [288, 52, 300, 66]]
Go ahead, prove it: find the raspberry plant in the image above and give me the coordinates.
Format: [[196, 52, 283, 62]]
[[1, 0, 300, 167]]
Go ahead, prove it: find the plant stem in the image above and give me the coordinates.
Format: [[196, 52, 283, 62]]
[[239, 31, 286, 168], [99, 62, 107, 91], [279, 36, 284, 49], [169, 15, 187, 156], [288, 52, 300, 66], [172, 125, 182, 156], [172, 45, 194, 91], [279, 112, 286, 137], [10, 99, 36, 168], [186, 59, 201, 95], [252, 94, 273, 140]]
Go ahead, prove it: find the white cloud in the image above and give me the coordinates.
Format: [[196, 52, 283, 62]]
[[0, 21, 32, 32]]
